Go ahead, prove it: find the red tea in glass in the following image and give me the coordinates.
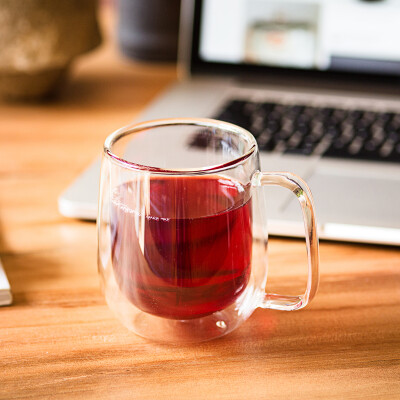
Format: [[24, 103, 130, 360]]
[[111, 176, 252, 319]]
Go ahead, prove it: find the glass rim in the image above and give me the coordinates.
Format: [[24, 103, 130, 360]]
[[103, 118, 258, 174]]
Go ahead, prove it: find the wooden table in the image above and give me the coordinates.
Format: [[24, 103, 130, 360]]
[[1, 8, 399, 400]]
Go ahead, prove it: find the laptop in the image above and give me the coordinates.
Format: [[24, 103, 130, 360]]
[[0, 258, 12, 306], [59, 0, 400, 246]]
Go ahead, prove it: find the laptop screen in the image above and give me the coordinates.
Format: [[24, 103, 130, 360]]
[[191, 0, 400, 79]]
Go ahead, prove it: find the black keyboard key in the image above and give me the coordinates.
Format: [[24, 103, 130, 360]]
[[266, 119, 281, 132], [315, 107, 334, 119], [333, 136, 351, 150], [285, 105, 304, 117], [257, 131, 273, 149], [288, 131, 304, 147], [326, 125, 342, 139], [364, 139, 380, 152], [285, 141, 315, 156], [276, 129, 292, 140], [361, 111, 378, 123], [380, 112, 395, 126], [296, 112, 313, 126], [354, 127, 370, 141], [348, 137, 365, 155], [347, 109, 363, 121], [323, 109, 345, 126], [354, 118, 371, 130], [380, 139, 397, 158], [258, 131, 278, 151], [261, 102, 275, 112]]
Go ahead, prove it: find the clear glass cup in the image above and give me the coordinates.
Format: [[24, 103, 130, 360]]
[[97, 118, 319, 343]]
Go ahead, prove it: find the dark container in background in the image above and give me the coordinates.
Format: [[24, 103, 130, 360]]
[[117, 0, 181, 62]]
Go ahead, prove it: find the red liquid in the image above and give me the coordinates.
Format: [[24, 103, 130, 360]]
[[111, 176, 252, 319]]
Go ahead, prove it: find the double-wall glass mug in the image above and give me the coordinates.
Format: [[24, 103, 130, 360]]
[[97, 118, 319, 343]]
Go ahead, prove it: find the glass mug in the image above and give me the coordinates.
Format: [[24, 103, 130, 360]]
[[97, 118, 319, 342]]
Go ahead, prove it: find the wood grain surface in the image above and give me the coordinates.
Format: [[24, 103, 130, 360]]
[[1, 6, 399, 400]]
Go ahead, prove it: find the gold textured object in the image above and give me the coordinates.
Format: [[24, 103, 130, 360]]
[[0, 0, 101, 101]]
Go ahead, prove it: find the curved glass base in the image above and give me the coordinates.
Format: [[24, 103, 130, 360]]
[[131, 310, 238, 343], [104, 274, 259, 343], [106, 293, 250, 343]]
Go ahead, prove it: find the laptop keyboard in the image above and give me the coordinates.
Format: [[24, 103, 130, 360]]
[[209, 99, 400, 163]]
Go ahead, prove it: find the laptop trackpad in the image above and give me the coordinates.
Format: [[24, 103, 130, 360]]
[[283, 169, 400, 229]]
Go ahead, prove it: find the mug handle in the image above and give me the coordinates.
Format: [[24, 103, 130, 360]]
[[252, 171, 320, 311]]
